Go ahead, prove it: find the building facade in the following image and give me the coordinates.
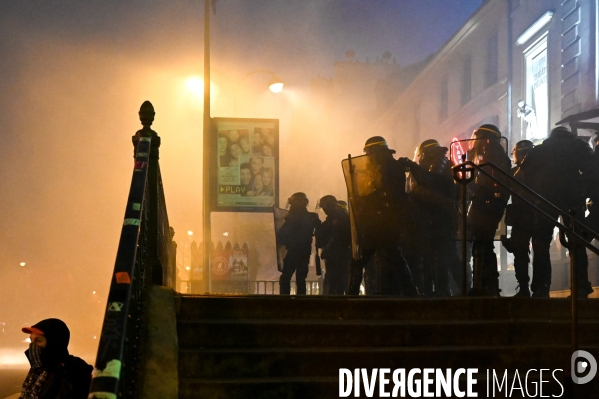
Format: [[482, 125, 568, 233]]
[[373, 0, 599, 293]]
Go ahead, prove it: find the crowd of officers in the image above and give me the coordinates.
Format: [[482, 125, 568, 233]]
[[277, 124, 599, 298]]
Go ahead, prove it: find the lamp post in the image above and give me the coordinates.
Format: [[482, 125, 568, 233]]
[[202, 0, 212, 293], [202, 2, 284, 293]]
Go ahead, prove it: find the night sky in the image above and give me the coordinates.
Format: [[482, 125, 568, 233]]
[[0, 0, 482, 373]]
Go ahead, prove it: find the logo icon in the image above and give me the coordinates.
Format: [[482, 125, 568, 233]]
[[571, 350, 597, 384]]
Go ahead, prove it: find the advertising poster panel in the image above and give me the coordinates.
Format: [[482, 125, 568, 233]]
[[213, 118, 279, 212], [210, 248, 230, 281], [229, 245, 249, 280]]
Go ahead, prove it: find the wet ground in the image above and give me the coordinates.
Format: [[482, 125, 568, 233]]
[[0, 368, 27, 398]]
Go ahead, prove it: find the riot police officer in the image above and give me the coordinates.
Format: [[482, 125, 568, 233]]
[[520, 126, 599, 297], [500, 140, 534, 297], [315, 195, 352, 295], [347, 136, 419, 296], [467, 124, 511, 296], [585, 132, 599, 235], [278, 192, 321, 295], [400, 139, 460, 296]]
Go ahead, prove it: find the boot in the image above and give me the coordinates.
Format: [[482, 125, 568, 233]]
[[568, 281, 594, 299], [347, 260, 363, 295], [532, 283, 550, 298], [468, 250, 488, 296], [513, 285, 530, 297]]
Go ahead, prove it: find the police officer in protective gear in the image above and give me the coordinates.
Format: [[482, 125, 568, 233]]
[[315, 195, 352, 295], [347, 136, 419, 296], [519, 126, 599, 297], [400, 139, 461, 296], [584, 132, 599, 236], [467, 124, 511, 296], [278, 192, 321, 295], [500, 140, 534, 297]]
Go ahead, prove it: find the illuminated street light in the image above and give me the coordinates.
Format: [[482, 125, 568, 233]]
[[186, 76, 204, 97], [188, 230, 193, 236], [185, 266, 191, 271], [268, 76, 284, 93], [234, 69, 284, 115], [19, 262, 26, 267]]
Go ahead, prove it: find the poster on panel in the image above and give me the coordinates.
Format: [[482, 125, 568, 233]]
[[213, 118, 279, 212]]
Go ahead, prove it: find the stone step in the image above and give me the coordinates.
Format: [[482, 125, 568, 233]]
[[179, 345, 587, 379], [177, 318, 599, 348], [176, 295, 599, 321]]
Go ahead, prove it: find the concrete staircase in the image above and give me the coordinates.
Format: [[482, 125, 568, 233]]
[[175, 296, 599, 398]]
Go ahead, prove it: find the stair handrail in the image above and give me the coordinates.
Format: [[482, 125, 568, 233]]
[[454, 161, 599, 255], [89, 101, 173, 399], [453, 160, 599, 358]]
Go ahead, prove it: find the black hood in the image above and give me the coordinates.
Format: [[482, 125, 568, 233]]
[[25, 318, 70, 371]]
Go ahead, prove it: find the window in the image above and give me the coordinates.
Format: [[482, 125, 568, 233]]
[[461, 56, 472, 106], [439, 79, 448, 121], [485, 33, 499, 88], [522, 35, 548, 141]]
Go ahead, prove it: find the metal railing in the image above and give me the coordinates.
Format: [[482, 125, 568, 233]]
[[453, 160, 599, 356], [89, 102, 172, 399]]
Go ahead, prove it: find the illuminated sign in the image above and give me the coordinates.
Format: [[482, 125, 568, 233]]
[[212, 117, 279, 212], [451, 137, 465, 165]]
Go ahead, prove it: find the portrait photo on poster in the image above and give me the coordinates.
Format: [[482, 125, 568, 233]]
[[214, 118, 279, 212]]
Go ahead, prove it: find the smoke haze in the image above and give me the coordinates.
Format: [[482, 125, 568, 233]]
[[0, 2, 481, 391]]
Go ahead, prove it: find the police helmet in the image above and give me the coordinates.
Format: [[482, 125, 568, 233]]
[[472, 124, 502, 139], [550, 126, 575, 138], [419, 139, 441, 152], [318, 195, 338, 209], [512, 140, 534, 153], [363, 136, 396, 154], [288, 192, 309, 208], [417, 139, 448, 159], [337, 200, 349, 212]]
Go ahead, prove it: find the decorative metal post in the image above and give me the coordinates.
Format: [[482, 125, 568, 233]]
[[452, 156, 474, 296], [133, 101, 162, 285]]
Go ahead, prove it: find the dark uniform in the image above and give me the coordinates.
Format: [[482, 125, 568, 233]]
[[278, 192, 321, 295], [519, 127, 599, 297], [467, 125, 511, 296], [500, 140, 534, 297], [315, 195, 352, 295], [401, 139, 461, 296], [347, 136, 419, 297], [585, 132, 599, 235]]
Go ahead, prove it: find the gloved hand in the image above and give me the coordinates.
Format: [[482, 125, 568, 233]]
[[397, 157, 416, 171]]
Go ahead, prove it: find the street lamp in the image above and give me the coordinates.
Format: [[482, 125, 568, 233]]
[[268, 75, 284, 94], [233, 69, 285, 115]]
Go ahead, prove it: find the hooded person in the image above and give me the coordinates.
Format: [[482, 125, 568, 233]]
[[20, 318, 92, 399]]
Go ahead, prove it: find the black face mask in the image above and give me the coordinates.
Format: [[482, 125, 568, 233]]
[[28, 343, 44, 368]]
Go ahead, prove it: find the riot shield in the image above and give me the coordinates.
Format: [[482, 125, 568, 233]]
[[342, 153, 403, 258], [273, 206, 288, 272], [450, 136, 510, 241]]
